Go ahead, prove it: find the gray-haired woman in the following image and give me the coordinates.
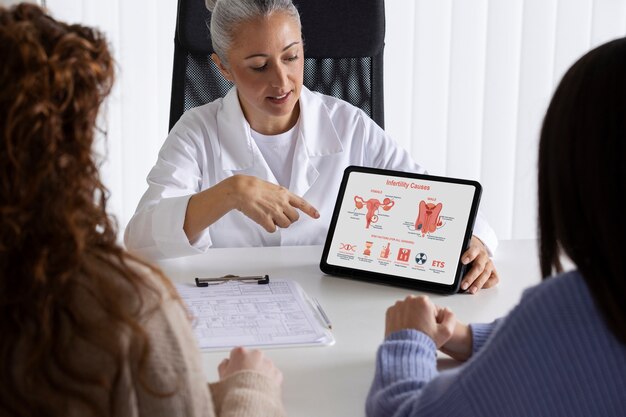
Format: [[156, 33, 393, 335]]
[[125, 0, 499, 295]]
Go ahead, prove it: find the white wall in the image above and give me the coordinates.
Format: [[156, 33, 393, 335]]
[[44, 0, 178, 236], [34, 0, 626, 241], [384, 0, 626, 240]]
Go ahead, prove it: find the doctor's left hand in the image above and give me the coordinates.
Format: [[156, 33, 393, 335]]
[[459, 236, 499, 294]]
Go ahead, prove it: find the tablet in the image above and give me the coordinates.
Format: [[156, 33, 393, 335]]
[[320, 166, 482, 294]]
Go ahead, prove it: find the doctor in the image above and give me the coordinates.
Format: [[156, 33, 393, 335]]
[[125, 0, 499, 293]]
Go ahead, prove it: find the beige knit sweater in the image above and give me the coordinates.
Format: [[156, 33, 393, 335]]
[[14, 259, 285, 417], [121, 265, 286, 417]]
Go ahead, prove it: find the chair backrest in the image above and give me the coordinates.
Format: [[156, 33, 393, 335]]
[[169, 0, 386, 132]]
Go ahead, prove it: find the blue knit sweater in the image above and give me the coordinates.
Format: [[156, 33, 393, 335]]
[[366, 271, 626, 417]]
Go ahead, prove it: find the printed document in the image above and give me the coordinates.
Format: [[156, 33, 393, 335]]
[[176, 280, 334, 350]]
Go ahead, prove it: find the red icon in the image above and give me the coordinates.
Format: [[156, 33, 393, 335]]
[[363, 241, 374, 256], [339, 243, 356, 252], [397, 248, 411, 262], [354, 196, 395, 228], [432, 260, 445, 268], [380, 242, 391, 259]]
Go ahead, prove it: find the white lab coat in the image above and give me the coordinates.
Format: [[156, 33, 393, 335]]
[[125, 87, 498, 259]]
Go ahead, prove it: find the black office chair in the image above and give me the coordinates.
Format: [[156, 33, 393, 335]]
[[169, 0, 386, 132]]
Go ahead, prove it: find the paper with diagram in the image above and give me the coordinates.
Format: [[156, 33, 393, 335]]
[[176, 280, 335, 351]]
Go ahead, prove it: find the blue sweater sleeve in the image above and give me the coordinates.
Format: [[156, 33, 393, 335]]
[[366, 330, 479, 417], [366, 330, 437, 417], [469, 319, 501, 354], [366, 274, 626, 417]]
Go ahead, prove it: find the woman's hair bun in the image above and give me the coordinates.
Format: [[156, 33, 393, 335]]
[[205, 0, 218, 12]]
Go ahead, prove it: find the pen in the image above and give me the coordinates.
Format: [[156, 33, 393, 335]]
[[313, 298, 333, 329], [195, 274, 270, 287]]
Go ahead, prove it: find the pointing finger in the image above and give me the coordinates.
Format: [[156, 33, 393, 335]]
[[289, 194, 320, 219]]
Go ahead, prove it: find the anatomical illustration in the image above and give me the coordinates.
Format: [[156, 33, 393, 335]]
[[415, 201, 443, 236], [354, 196, 395, 228]]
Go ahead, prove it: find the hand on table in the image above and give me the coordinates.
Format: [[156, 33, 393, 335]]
[[384, 295, 456, 348], [460, 236, 499, 294], [218, 347, 283, 386], [230, 175, 320, 232]]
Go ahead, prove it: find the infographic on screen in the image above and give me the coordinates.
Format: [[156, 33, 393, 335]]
[[326, 171, 476, 285]]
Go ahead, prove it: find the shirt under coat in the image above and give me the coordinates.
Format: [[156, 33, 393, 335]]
[[124, 86, 498, 259]]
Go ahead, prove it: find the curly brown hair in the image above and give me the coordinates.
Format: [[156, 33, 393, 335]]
[[0, 4, 179, 416]]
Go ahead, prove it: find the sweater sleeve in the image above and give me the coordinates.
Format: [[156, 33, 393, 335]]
[[125, 267, 286, 417], [129, 294, 215, 416], [366, 330, 476, 417], [366, 330, 437, 415], [209, 371, 285, 417], [469, 320, 501, 355]]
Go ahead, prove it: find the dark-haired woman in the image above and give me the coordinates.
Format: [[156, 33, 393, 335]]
[[0, 4, 284, 416], [366, 38, 626, 417]]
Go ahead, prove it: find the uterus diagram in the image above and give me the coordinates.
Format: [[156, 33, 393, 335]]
[[415, 201, 443, 236], [354, 195, 395, 229]]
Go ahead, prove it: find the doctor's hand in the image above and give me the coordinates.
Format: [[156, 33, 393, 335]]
[[183, 175, 320, 242], [385, 295, 456, 348], [460, 236, 499, 294], [229, 175, 320, 233], [218, 347, 283, 386]]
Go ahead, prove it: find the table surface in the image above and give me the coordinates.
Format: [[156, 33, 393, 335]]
[[157, 239, 541, 417]]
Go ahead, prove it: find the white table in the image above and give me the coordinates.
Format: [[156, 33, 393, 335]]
[[157, 239, 541, 417]]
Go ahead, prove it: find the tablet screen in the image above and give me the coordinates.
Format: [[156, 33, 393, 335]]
[[320, 166, 481, 293]]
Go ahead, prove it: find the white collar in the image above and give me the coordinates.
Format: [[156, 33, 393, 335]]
[[216, 86, 343, 171]]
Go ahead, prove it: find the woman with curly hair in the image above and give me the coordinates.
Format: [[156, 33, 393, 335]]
[[0, 4, 284, 416]]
